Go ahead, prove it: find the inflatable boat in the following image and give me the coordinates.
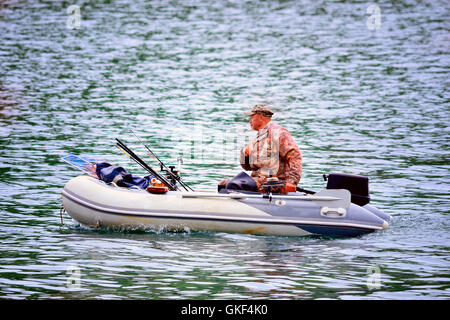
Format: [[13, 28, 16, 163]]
[[61, 137, 390, 238], [61, 173, 390, 237]]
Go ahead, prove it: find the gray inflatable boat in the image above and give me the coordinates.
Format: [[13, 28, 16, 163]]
[[61, 172, 390, 237]]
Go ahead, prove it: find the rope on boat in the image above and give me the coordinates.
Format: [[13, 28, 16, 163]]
[[60, 203, 65, 225]]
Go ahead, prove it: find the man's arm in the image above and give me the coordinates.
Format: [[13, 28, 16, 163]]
[[284, 149, 302, 185], [239, 144, 252, 171], [279, 131, 302, 186]]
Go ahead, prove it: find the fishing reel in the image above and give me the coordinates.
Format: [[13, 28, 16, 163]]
[[160, 157, 183, 187], [259, 169, 287, 195], [259, 177, 286, 194]]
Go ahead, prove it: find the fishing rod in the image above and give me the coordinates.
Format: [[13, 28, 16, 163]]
[[116, 139, 177, 191], [115, 140, 162, 184], [115, 144, 153, 177], [129, 129, 193, 192], [115, 138, 178, 191], [129, 129, 190, 191]]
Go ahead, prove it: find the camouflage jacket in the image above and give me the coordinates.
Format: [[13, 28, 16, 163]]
[[239, 122, 302, 186]]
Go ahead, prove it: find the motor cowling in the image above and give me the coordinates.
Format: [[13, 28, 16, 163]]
[[325, 173, 370, 206]]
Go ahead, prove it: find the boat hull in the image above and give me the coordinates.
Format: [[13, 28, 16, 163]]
[[61, 175, 389, 237]]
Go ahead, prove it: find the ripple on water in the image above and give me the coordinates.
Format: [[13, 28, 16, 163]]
[[0, 0, 449, 299]]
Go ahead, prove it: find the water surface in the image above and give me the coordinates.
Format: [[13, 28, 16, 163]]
[[0, 0, 449, 299]]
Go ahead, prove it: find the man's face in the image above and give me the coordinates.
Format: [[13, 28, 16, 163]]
[[249, 113, 267, 130]]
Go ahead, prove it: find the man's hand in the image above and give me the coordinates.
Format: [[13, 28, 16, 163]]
[[243, 146, 250, 157], [285, 183, 297, 193]]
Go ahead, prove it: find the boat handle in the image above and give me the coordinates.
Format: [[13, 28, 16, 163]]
[[320, 206, 347, 218]]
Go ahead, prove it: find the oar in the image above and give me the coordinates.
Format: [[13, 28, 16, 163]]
[[296, 186, 316, 195], [182, 189, 351, 208]]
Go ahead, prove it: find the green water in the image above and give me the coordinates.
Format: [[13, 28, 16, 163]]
[[0, 0, 449, 299]]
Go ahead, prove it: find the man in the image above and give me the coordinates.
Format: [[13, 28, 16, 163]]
[[219, 104, 302, 192]]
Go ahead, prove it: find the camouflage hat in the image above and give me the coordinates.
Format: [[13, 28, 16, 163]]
[[244, 104, 274, 117]]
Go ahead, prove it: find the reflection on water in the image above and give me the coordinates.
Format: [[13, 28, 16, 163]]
[[0, 0, 449, 299]]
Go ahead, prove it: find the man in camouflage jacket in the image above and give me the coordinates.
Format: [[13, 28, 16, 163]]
[[219, 105, 302, 192]]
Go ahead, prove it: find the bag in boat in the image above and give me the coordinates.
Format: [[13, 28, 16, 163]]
[[95, 162, 154, 189], [223, 171, 258, 192]]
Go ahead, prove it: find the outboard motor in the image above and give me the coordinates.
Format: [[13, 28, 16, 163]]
[[324, 173, 370, 206]]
